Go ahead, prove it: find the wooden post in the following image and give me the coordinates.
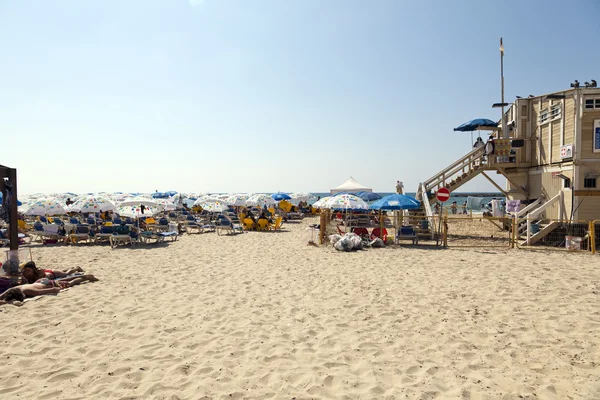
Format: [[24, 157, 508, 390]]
[[8, 168, 17, 252], [591, 221, 596, 255], [319, 210, 326, 245], [511, 216, 517, 248], [442, 215, 448, 247]]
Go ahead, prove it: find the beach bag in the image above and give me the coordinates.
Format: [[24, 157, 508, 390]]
[[329, 234, 342, 246], [370, 238, 385, 248]]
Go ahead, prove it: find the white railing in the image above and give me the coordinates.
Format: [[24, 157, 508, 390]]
[[514, 196, 545, 218], [423, 146, 486, 193], [419, 182, 435, 238], [525, 190, 564, 244]]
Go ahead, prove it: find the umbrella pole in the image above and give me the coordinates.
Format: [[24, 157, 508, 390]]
[[379, 210, 383, 242]]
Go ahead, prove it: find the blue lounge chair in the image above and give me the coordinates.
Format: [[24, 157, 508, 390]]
[[396, 225, 419, 244]]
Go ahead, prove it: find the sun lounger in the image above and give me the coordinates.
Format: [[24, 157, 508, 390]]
[[70, 225, 92, 244], [157, 231, 178, 242], [396, 226, 419, 244], [110, 234, 133, 249], [95, 225, 114, 244]]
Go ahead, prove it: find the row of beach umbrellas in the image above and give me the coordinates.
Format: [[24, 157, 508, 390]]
[[313, 193, 420, 211]]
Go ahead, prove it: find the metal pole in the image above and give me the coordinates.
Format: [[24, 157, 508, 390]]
[[500, 37, 508, 140]]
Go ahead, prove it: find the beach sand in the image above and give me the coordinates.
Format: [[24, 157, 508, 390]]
[[1, 218, 600, 399]]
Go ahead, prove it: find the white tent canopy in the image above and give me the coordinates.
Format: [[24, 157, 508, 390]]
[[330, 176, 372, 195]]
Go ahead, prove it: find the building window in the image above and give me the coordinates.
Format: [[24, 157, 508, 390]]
[[584, 177, 597, 188], [538, 103, 562, 125], [585, 98, 600, 109]]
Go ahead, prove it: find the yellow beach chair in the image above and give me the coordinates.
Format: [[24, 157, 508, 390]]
[[257, 219, 269, 231], [270, 216, 283, 231], [242, 218, 255, 231]]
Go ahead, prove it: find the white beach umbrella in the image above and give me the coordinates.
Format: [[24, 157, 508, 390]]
[[193, 195, 219, 206], [119, 196, 161, 209], [246, 194, 275, 208], [312, 196, 332, 208], [226, 194, 248, 206], [115, 204, 161, 218], [196, 198, 228, 213], [70, 195, 116, 213], [23, 198, 67, 216], [323, 194, 369, 211], [156, 199, 177, 211]]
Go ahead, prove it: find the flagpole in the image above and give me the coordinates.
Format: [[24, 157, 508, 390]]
[[500, 37, 508, 139]]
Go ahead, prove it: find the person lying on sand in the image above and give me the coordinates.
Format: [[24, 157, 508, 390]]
[[21, 261, 84, 284], [0, 275, 99, 304]]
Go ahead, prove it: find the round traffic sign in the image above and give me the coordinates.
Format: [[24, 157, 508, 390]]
[[436, 187, 450, 202]]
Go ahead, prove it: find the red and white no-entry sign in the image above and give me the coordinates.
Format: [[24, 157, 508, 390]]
[[436, 187, 450, 203]]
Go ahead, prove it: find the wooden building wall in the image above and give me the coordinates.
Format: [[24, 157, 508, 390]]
[[580, 113, 600, 159]]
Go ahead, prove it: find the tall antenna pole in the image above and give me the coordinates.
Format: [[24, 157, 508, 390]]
[[500, 37, 508, 139]]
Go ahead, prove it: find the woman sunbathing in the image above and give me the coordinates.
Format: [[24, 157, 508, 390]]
[[0, 274, 99, 303], [21, 261, 84, 284]]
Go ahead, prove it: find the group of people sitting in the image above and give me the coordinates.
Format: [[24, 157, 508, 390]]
[[0, 261, 98, 304]]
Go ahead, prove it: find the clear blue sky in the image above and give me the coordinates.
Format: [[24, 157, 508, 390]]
[[1, 0, 599, 194]]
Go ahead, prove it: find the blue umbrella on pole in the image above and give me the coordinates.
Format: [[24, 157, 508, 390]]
[[356, 191, 382, 202], [271, 192, 291, 201], [453, 118, 498, 132], [369, 194, 420, 211]]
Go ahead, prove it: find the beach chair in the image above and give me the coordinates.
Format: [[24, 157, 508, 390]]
[[156, 231, 178, 242], [40, 224, 64, 244], [38, 216, 48, 224], [0, 230, 8, 247], [70, 225, 92, 244], [95, 225, 114, 244], [87, 217, 96, 225], [352, 227, 370, 238], [216, 217, 234, 236], [110, 225, 135, 249], [396, 226, 419, 244], [139, 230, 166, 244], [28, 222, 45, 242], [113, 217, 123, 225], [69, 217, 80, 224], [242, 218, 255, 231], [156, 218, 170, 231], [200, 217, 216, 233], [185, 220, 203, 234], [257, 219, 269, 231], [269, 216, 283, 231], [370, 227, 388, 242]]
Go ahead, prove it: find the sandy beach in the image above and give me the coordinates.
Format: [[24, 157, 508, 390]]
[[1, 218, 600, 399]]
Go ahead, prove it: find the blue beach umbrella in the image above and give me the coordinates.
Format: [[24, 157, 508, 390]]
[[271, 192, 291, 201], [356, 191, 382, 201], [453, 118, 498, 132], [369, 194, 420, 211]]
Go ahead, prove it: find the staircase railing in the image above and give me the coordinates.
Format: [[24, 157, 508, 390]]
[[419, 182, 435, 238], [525, 191, 564, 244], [514, 196, 545, 218], [423, 146, 487, 193]]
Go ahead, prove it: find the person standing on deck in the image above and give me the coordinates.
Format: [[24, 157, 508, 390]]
[[396, 181, 404, 194]]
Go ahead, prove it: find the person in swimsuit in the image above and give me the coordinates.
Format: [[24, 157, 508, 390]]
[[21, 261, 84, 284], [0, 273, 100, 304], [0, 282, 62, 303]]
